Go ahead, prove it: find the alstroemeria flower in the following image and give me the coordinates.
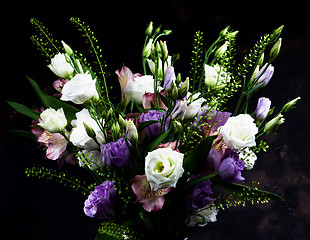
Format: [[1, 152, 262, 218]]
[[115, 65, 142, 108], [131, 175, 171, 212], [142, 92, 167, 110], [37, 130, 68, 160]]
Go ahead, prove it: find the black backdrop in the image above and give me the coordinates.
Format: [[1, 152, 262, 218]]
[[1, 1, 310, 239]]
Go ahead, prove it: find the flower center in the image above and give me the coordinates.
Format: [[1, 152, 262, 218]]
[[153, 161, 165, 173]]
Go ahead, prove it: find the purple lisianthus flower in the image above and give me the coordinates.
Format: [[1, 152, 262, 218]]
[[84, 180, 117, 219], [101, 138, 132, 167], [163, 66, 176, 92], [139, 110, 170, 138], [205, 148, 221, 171], [254, 63, 274, 87], [185, 178, 214, 211], [218, 149, 245, 183], [256, 97, 271, 122], [194, 106, 231, 132]]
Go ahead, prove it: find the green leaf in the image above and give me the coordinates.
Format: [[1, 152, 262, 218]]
[[182, 172, 219, 190], [27, 76, 79, 123], [183, 135, 217, 173], [7, 101, 40, 121], [9, 129, 37, 140], [217, 181, 285, 202], [146, 128, 172, 152], [137, 120, 159, 132]]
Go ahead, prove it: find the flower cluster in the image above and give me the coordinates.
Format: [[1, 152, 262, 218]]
[[10, 19, 300, 239]]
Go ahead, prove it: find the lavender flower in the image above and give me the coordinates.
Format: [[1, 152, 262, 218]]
[[256, 97, 271, 122], [84, 181, 117, 219], [163, 66, 176, 92], [254, 63, 274, 87], [139, 110, 170, 138], [185, 178, 214, 211], [101, 138, 132, 167], [205, 148, 245, 183], [218, 149, 245, 183]]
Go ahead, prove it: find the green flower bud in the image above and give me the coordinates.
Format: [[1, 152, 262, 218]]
[[143, 38, 153, 58], [118, 114, 126, 129], [264, 114, 285, 135], [257, 53, 264, 66], [270, 38, 282, 60], [163, 29, 172, 35], [160, 40, 168, 61], [145, 21, 153, 36], [178, 77, 189, 99], [83, 122, 96, 140], [214, 42, 228, 58], [271, 25, 284, 40], [281, 97, 301, 112], [171, 82, 178, 100], [61, 40, 74, 56]]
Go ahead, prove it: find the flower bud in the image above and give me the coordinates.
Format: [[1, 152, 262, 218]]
[[155, 41, 162, 56], [176, 73, 182, 85], [83, 122, 96, 140], [220, 26, 230, 37], [264, 114, 285, 135], [254, 63, 274, 87], [163, 66, 176, 92], [255, 97, 271, 123], [118, 114, 126, 129], [178, 77, 189, 99], [257, 53, 264, 66], [173, 120, 183, 132], [145, 21, 153, 36], [163, 29, 172, 35], [111, 122, 121, 137], [171, 82, 178, 100], [160, 40, 168, 61], [125, 119, 138, 143], [143, 38, 153, 58], [214, 42, 228, 58], [281, 97, 301, 112], [270, 38, 282, 60], [271, 25, 284, 40], [61, 40, 74, 56], [211, 84, 226, 92]]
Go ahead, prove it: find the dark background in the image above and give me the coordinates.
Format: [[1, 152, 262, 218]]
[[1, 0, 309, 239]]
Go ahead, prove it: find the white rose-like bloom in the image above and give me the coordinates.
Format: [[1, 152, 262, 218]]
[[220, 114, 258, 151], [70, 108, 105, 150], [47, 53, 74, 79], [125, 75, 161, 105], [38, 108, 67, 133], [60, 72, 99, 104], [239, 148, 257, 170], [185, 92, 206, 119], [145, 148, 184, 191], [186, 204, 218, 227]]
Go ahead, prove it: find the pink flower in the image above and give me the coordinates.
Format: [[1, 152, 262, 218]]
[[37, 130, 68, 160], [131, 175, 171, 212], [142, 92, 167, 110], [115, 65, 142, 109]]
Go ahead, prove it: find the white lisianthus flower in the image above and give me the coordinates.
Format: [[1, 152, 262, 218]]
[[125, 75, 161, 104], [186, 204, 218, 227], [204, 64, 231, 90], [145, 148, 184, 191], [60, 72, 99, 104], [47, 53, 74, 79], [38, 108, 67, 133], [70, 108, 105, 150], [239, 148, 257, 170], [185, 92, 206, 119], [219, 114, 258, 151]]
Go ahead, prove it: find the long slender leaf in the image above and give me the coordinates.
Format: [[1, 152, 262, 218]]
[[7, 101, 40, 121], [27, 76, 79, 122], [182, 172, 219, 190], [137, 120, 159, 132], [9, 129, 37, 140], [183, 135, 217, 173], [146, 128, 171, 152]]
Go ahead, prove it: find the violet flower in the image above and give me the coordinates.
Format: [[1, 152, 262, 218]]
[[218, 149, 245, 183], [185, 178, 214, 211], [84, 181, 117, 219], [256, 97, 271, 122], [163, 66, 176, 92], [101, 137, 132, 167], [139, 110, 170, 138], [254, 63, 274, 87]]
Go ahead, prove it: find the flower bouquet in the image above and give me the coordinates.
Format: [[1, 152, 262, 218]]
[[8, 18, 300, 239]]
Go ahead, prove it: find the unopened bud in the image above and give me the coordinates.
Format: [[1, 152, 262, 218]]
[[281, 97, 301, 112], [257, 53, 264, 66], [271, 25, 284, 40], [176, 73, 182, 85], [160, 40, 168, 61], [143, 38, 153, 58], [264, 114, 285, 135], [83, 122, 96, 140], [61, 41, 74, 56], [155, 41, 162, 56], [125, 119, 138, 143], [163, 29, 172, 35], [270, 38, 282, 60], [118, 114, 126, 129], [214, 42, 228, 58], [178, 77, 189, 99], [145, 21, 153, 36], [220, 26, 230, 37], [171, 82, 178, 100]]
